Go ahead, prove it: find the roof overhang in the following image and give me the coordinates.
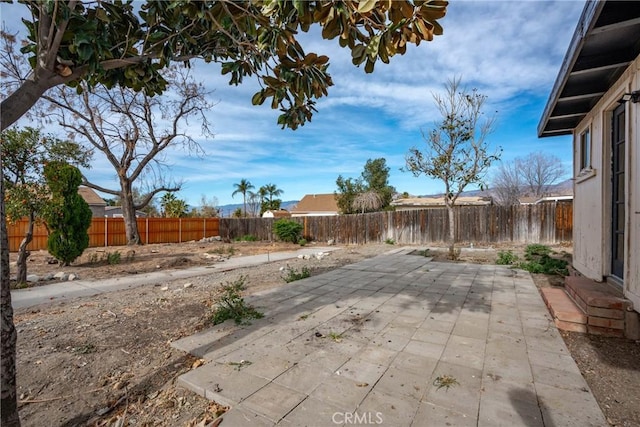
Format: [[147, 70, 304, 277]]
[[538, 0, 640, 137]]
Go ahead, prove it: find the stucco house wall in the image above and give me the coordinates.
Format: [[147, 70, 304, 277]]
[[572, 55, 640, 309]]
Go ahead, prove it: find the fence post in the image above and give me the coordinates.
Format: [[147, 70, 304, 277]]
[[146, 217, 149, 245], [179, 218, 182, 243], [104, 216, 108, 247], [203, 218, 206, 239]]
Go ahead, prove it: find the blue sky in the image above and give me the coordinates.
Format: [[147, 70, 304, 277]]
[[2, 1, 586, 208]]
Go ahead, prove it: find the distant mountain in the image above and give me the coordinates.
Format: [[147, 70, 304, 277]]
[[416, 178, 573, 199], [216, 200, 299, 217]]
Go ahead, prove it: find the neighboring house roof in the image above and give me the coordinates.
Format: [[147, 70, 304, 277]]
[[391, 196, 492, 209], [78, 186, 106, 206], [538, 1, 640, 137], [290, 194, 340, 216], [104, 206, 148, 217], [262, 209, 291, 219]]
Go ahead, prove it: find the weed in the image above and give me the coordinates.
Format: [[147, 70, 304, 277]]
[[385, 238, 395, 245], [88, 253, 100, 264], [433, 375, 459, 391], [235, 235, 258, 242], [72, 343, 96, 354], [298, 238, 308, 246], [447, 246, 461, 261], [125, 250, 135, 262], [298, 314, 310, 321], [282, 266, 311, 283], [106, 251, 121, 265], [210, 276, 264, 325], [328, 332, 343, 342], [516, 244, 568, 276], [524, 244, 552, 258], [227, 360, 252, 371], [496, 250, 518, 265]]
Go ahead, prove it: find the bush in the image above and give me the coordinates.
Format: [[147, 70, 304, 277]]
[[385, 238, 395, 245], [496, 250, 518, 265], [106, 251, 121, 265], [524, 244, 552, 258], [516, 244, 568, 276], [298, 238, 307, 246], [43, 162, 92, 265], [282, 266, 311, 283], [210, 276, 264, 325], [273, 219, 303, 243]]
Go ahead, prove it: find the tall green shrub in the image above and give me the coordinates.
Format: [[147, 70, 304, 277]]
[[43, 162, 92, 265], [273, 219, 303, 243]]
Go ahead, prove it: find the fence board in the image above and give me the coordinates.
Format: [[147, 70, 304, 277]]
[[8, 203, 571, 252], [7, 217, 220, 252], [217, 202, 573, 245]]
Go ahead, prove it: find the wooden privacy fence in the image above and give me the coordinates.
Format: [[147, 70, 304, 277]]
[[7, 217, 220, 252], [219, 202, 573, 245]]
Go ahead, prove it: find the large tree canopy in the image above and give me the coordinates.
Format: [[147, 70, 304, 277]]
[[0, 2, 448, 425], [1, 0, 448, 132]]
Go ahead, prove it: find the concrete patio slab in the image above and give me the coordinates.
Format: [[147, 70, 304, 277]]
[[172, 248, 607, 426]]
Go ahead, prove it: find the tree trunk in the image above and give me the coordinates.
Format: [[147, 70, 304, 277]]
[[1, 182, 21, 426], [446, 204, 456, 256], [16, 211, 35, 284], [0, 78, 51, 133], [120, 180, 141, 245]]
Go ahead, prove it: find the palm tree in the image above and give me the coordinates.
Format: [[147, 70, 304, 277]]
[[263, 183, 283, 204], [232, 179, 254, 217]]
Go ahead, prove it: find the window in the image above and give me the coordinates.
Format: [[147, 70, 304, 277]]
[[579, 127, 591, 171]]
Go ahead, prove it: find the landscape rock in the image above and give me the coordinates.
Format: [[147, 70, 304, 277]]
[[199, 236, 221, 243], [43, 273, 55, 281], [160, 286, 169, 291], [68, 273, 79, 281], [54, 272, 68, 281], [26, 274, 40, 283], [327, 239, 335, 246], [183, 283, 193, 289]]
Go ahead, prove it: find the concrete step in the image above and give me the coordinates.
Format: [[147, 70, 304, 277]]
[[540, 287, 587, 333], [565, 276, 629, 337]]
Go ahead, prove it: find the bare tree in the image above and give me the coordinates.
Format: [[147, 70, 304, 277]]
[[40, 67, 213, 244], [516, 152, 565, 198], [491, 161, 522, 206], [404, 77, 500, 255], [352, 191, 383, 214]]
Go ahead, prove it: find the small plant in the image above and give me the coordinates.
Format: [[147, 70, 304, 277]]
[[433, 375, 459, 391], [106, 251, 121, 265], [228, 360, 252, 371], [125, 250, 135, 262], [235, 235, 258, 242], [447, 246, 461, 261], [298, 238, 307, 246], [226, 246, 236, 255], [384, 238, 395, 245], [210, 276, 263, 325], [88, 253, 100, 264], [282, 266, 311, 283], [328, 332, 343, 342], [524, 243, 552, 258], [273, 219, 303, 243], [298, 314, 310, 321], [72, 343, 96, 354], [516, 244, 568, 276], [496, 250, 518, 265]]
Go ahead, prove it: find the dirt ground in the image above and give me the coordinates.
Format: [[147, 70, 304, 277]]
[[9, 241, 640, 426]]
